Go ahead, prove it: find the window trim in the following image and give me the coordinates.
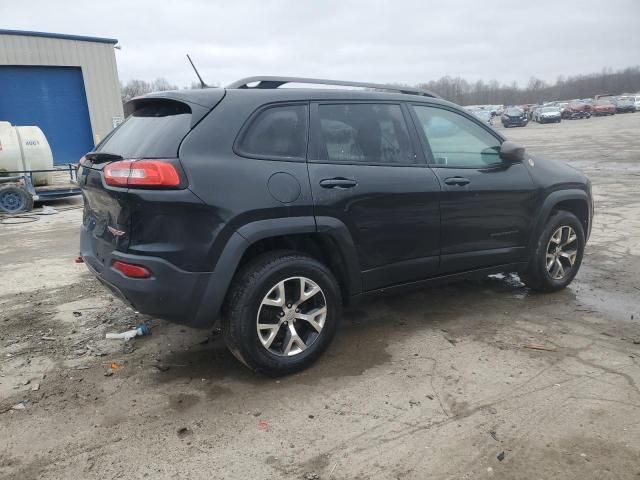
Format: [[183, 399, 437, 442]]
[[233, 101, 310, 162], [409, 103, 506, 169], [308, 101, 425, 167]]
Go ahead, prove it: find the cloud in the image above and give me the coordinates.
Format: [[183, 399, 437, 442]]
[[3, 0, 639, 87]]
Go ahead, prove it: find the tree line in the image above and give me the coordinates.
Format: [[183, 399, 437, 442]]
[[417, 66, 640, 106], [121, 66, 640, 107]]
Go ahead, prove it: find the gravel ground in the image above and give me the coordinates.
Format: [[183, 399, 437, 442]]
[[1, 112, 639, 480]]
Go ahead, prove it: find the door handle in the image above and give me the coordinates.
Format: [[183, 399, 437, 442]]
[[444, 176, 470, 186], [319, 178, 357, 189]]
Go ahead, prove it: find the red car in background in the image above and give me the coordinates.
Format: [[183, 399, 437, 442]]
[[562, 101, 592, 119], [593, 99, 616, 116]]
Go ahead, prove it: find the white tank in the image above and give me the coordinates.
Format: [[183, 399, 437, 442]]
[[0, 122, 54, 186]]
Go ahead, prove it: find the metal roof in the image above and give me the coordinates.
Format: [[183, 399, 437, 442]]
[[0, 29, 118, 45]]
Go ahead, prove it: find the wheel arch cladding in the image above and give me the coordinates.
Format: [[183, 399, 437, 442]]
[[531, 190, 591, 249], [235, 216, 362, 300]]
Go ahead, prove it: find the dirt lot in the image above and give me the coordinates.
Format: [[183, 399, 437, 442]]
[[1, 113, 639, 480]]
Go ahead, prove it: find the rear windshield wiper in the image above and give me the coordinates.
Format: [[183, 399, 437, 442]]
[[85, 151, 124, 164]]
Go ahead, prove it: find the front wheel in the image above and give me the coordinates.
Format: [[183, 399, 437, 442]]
[[222, 251, 342, 376], [522, 211, 585, 292]]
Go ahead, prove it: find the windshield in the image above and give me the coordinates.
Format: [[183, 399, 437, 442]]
[[97, 100, 192, 159], [505, 108, 523, 115]]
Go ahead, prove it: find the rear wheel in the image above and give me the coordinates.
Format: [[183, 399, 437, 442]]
[[222, 251, 342, 376], [522, 211, 585, 292]]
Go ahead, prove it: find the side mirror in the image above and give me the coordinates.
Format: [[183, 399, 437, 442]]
[[499, 140, 525, 162]]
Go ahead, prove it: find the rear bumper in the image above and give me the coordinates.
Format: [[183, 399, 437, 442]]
[[80, 226, 249, 328]]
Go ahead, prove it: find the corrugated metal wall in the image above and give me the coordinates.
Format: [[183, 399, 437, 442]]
[[0, 33, 124, 146]]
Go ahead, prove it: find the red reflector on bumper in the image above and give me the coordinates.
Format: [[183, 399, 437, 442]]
[[113, 261, 151, 279]]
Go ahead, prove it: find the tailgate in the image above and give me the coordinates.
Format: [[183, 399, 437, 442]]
[[79, 96, 211, 268]]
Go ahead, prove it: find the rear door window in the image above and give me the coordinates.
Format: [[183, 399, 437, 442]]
[[236, 104, 308, 160], [314, 103, 415, 165], [97, 100, 192, 158]]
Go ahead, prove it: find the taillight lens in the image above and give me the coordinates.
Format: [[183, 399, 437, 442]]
[[113, 260, 152, 279], [104, 160, 181, 188]]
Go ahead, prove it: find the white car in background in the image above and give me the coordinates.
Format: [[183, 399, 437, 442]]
[[534, 106, 562, 124], [634, 95, 640, 111]]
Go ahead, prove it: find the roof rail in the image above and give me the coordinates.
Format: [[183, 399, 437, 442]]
[[226, 76, 440, 98]]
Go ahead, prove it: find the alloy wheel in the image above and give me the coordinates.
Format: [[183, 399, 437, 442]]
[[256, 276, 327, 356], [546, 226, 578, 280]]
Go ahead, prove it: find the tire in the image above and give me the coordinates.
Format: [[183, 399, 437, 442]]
[[222, 250, 342, 376], [521, 211, 585, 292], [0, 184, 34, 214]]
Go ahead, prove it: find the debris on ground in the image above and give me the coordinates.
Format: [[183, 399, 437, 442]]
[[497, 451, 505, 461], [153, 364, 170, 372], [177, 427, 191, 438], [489, 431, 499, 441], [257, 420, 269, 431], [11, 400, 29, 410], [409, 400, 420, 407], [303, 473, 320, 480], [105, 324, 150, 341], [523, 344, 556, 352]]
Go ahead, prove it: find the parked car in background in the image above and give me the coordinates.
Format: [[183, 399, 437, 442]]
[[615, 96, 636, 113], [593, 99, 616, 116], [470, 109, 494, 125], [501, 107, 528, 127], [634, 94, 640, 111], [534, 106, 562, 123], [554, 102, 569, 115], [562, 101, 592, 119]]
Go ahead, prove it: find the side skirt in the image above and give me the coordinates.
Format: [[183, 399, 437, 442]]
[[349, 262, 527, 306]]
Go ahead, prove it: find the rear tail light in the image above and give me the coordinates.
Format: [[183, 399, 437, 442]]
[[104, 160, 181, 188], [113, 260, 152, 279]]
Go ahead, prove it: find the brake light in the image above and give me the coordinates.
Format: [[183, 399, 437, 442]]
[[113, 260, 152, 279], [104, 160, 181, 188]]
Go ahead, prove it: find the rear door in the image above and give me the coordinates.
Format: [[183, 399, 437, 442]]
[[308, 102, 441, 291], [410, 104, 536, 274]]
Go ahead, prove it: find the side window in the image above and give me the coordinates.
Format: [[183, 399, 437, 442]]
[[316, 104, 415, 164], [412, 105, 501, 168], [237, 104, 308, 159]]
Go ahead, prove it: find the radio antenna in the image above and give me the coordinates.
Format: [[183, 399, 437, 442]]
[[186, 54, 208, 88]]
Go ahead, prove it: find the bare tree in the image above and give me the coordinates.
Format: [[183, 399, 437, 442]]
[[416, 66, 640, 106], [120, 77, 179, 104]]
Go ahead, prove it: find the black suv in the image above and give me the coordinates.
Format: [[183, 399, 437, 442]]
[[79, 77, 593, 375]]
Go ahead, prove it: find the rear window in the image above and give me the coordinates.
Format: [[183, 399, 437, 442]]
[[236, 104, 308, 160], [97, 101, 192, 158]]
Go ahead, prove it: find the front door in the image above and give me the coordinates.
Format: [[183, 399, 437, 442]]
[[410, 104, 537, 274], [308, 102, 441, 291]]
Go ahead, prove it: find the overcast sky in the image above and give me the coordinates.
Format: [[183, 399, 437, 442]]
[[3, 0, 639, 88]]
